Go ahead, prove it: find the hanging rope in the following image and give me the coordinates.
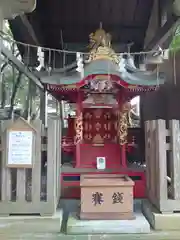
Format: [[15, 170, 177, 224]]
[[1, 30, 179, 57]]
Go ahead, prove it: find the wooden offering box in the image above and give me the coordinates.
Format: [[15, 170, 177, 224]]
[[80, 174, 135, 220]]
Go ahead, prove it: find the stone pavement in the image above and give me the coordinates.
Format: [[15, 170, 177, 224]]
[[0, 199, 180, 239], [0, 217, 180, 240]]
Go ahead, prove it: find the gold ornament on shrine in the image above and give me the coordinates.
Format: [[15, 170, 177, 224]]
[[118, 102, 132, 145], [75, 113, 83, 143], [86, 26, 120, 65]]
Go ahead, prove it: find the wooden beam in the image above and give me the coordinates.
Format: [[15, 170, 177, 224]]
[[145, 15, 180, 50], [45, 24, 145, 44], [144, 0, 160, 48], [20, 14, 39, 45]]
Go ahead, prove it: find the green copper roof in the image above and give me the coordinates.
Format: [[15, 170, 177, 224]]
[[41, 59, 165, 86]]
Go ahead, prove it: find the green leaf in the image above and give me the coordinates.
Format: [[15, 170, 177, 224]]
[[169, 25, 180, 53]]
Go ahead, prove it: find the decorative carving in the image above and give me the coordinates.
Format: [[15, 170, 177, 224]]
[[118, 102, 131, 145], [104, 112, 111, 120], [93, 134, 104, 144], [104, 133, 111, 140], [83, 109, 117, 144], [83, 94, 118, 106], [84, 122, 89, 131], [86, 27, 120, 64], [75, 112, 83, 143], [84, 112, 93, 120], [90, 76, 113, 92], [84, 133, 92, 140], [94, 109, 102, 118], [95, 122, 101, 131], [104, 122, 111, 131]]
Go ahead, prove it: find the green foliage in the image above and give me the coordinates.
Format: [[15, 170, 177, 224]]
[[2, 65, 29, 106], [1, 20, 40, 117], [169, 25, 180, 53], [3, 20, 12, 37]]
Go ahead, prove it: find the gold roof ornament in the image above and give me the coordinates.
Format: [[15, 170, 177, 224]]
[[88, 28, 112, 49], [86, 24, 120, 65]]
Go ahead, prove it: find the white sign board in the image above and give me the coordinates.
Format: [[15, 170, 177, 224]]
[[96, 157, 106, 170], [7, 130, 33, 167]]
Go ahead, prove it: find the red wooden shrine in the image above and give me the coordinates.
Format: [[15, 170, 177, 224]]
[[61, 101, 146, 199], [44, 28, 165, 199]]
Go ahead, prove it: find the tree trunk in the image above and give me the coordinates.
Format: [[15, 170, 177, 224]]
[[1, 73, 6, 108], [23, 79, 31, 120]]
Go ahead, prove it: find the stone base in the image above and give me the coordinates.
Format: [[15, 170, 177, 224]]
[[67, 200, 150, 234], [142, 200, 180, 230], [0, 209, 63, 220], [80, 211, 135, 220]]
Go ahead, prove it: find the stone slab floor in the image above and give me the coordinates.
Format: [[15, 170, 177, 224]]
[[66, 199, 150, 234], [0, 216, 180, 240], [0, 199, 180, 239]]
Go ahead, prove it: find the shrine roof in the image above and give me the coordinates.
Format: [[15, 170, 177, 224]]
[[83, 60, 165, 86], [40, 27, 165, 93], [41, 59, 165, 88]]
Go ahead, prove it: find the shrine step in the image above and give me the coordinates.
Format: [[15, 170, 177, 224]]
[[66, 199, 150, 234]]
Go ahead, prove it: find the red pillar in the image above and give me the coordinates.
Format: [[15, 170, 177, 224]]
[[121, 144, 127, 168], [75, 143, 81, 168]]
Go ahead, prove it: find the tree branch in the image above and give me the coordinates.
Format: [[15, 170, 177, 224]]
[[8, 72, 22, 119]]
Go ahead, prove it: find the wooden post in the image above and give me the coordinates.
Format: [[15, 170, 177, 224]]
[[31, 120, 42, 205], [169, 120, 180, 200], [46, 118, 57, 214], [155, 120, 168, 211], [145, 119, 180, 213], [1, 120, 12, 203], [0, 9, 3, 80], [149, 121, 155, 199], [54, 117, 61, 204], [144, 121, 150, 199]]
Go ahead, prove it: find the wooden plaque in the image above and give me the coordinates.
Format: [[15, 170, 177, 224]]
[[6, 118, 36, 168]]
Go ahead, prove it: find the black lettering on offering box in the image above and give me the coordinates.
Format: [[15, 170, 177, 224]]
[[92, 192, 104, 206], [112, 192, 124, 204]]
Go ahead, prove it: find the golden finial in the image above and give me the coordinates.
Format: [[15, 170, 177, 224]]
[[86, 23, 120, 64]]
